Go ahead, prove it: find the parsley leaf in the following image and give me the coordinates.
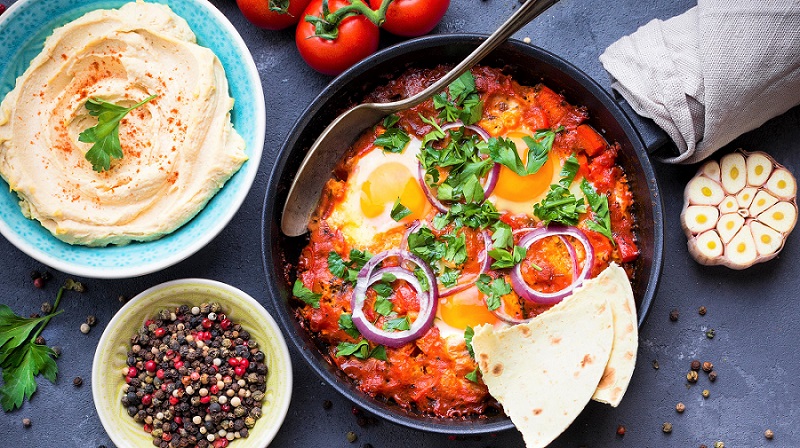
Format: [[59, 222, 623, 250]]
[[420, 115, 446, 146], [383, 316, 411, 331], [327, 249, 373, 284], [335, 341, 387, 360], [533, 154, 586, 226], [79, 95, 157, 172], [375, 115, 410, 153], [491, 221, 514, 251], [292, 280, 321, 309], [476, 274, 512, 311], [465, 366, 480, 383], [487, 245, 527, 269], [374, 295, 394, 316], [439, 267, 460, 287], [482, 137, 526, 176], [390, 198, 412, 222], [0, 287, 66, 411], [433, 72, 483, 125], [580, 179, 615, 245], [464, 326, 475, 359], [522, 127, 561, 174], [435, 201, 501, 230], [338, 313, 360, 339]]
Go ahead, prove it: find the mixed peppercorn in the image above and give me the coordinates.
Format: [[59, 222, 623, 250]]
[[122, 303, 267, 448]]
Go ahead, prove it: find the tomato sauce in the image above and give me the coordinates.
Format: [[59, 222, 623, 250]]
[[294, 66, 639, 418]]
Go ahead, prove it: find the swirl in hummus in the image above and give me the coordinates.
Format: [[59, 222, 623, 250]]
[[0, 1, 247, 246]]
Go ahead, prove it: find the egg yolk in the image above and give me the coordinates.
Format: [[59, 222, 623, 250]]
[[492, 132, 556, 203], [439, 286, 499, 331], [359, 162, 427, 220]]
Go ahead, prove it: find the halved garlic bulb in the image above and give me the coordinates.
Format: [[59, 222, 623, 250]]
[[681, 150, 798, 269]]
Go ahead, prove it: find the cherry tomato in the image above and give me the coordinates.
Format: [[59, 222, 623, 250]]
[[369, 0, 450, 37], [296, 0, 380, 76], [237, 0, 312, 31]]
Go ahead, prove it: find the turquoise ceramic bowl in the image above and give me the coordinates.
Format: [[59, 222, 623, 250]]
[[0, 0, 265, 278]]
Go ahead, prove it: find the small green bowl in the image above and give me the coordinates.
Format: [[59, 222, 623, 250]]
[[92, 279, 292, 447]]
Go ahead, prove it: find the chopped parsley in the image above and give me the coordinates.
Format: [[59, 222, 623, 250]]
[[390, 198, 412, 221], [338, 313, 360, 339], [488, 245, 527, 269], [476, 274, 512, 311], [374, 115, 410, 153], [432, 71, 483, 125], [292, 280, 320, 309], [580, 178, 615, 245], [464, 326, 475, 358], [383, 316, 411, 331], [532, 154, 587, 226], [335, 341, 387, 360], [465, 367, 480, 383], [327, 249, 373, 284]]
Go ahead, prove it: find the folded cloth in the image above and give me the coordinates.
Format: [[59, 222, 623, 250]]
[[599, 0, 800, 164]]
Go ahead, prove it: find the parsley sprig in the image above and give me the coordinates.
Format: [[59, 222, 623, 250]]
[[0, 287, 66, 411], [292, 280, 321, 309], [336, 340, 387, 361], [374, 115, 410, 154], [476, 274, 512, 311], [79, 95, 157, 172], [328, 249, 373, 284], [480, 127, 562, 177]]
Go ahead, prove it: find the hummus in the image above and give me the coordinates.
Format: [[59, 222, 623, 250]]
[[0, 1, 247, 246]]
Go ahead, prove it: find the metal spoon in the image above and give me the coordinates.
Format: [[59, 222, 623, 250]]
[[281, 0, 561, 236]]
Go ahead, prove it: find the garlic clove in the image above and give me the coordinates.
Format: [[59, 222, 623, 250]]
[[746, 152, 774, 186], [765, 168, 797, 201], [689, 230, 724, 263], [750, 221, 783, 257], [757, 201, 798, 233], [748, 190, 779, 217], [725, 225, 757, 270], [736, 187, 758, 210], [719, 196, 738, 214], [720, 152, 747, 194], [700, 160, 721, 182], [682, 206, 720, 234], [686, 176, 725, 206], [717, 213, 745, 244]]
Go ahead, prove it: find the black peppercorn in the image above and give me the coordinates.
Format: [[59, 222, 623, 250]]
[[73, 376, 83, 387]]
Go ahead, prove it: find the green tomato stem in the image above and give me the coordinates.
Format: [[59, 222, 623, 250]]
[[311, 0, 394, 39]]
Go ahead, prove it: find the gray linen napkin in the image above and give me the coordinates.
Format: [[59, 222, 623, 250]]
[[599, 0, 800, 164]]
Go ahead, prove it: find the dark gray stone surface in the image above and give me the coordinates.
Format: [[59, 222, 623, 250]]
[[2, 0, 799, 446]]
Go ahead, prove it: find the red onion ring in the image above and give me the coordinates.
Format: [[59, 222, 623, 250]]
[[417, 121, 499, 211], [351, 249, 438, 348], [510, 225, 594, 305], [439, 229, 492, 298]]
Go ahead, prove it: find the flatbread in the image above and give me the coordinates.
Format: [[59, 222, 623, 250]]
[[472, 293, 614, 448], [587, 263, 638, 406]]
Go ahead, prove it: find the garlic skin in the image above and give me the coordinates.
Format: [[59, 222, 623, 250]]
[[681, 150, 798, 269]]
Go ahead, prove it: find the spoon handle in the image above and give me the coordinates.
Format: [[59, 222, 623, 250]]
[[378, 0, 561, 112]]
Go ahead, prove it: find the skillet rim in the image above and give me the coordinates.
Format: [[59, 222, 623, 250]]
[[262, 33, 664, 434]]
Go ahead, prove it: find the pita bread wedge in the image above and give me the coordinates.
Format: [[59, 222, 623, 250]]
[[587, 263, 638, 406], [471, 293, 614, 448]]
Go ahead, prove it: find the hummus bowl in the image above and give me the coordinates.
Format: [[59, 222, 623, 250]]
[[93, 279, 292, 447], [0, 0, 265, 278]]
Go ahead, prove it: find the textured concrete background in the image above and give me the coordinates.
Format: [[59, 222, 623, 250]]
[[2, 0, 799, 446]]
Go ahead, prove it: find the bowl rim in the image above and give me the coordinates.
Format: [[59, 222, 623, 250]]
[[92, 278, 293, 447], [0, 0, 266, 279], [262, 33, 664, 434]]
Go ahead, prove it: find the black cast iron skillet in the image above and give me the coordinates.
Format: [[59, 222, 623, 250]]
[[262, 34, 665, 434]]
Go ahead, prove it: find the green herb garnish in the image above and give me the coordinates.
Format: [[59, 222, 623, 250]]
[[383, 316, 411, 331], [476, 274, 512, 311], [374, 295, 393, 316], [487, 245, 527, 269], [533, 154, 587, 225], [390, 198, 412, 222], [338, 313, 360, 339], [580, 178, 614, 245], [464, 326, 475, 359], [292, 280, 321, 309], [79, 95, 157, 172], [465, 367, 480, 383], [0, 287, 65, 411], [375, 115, 410, 153], [432, 71, 483, 125], [327, 249, 373, 284], [336, 341, 387, 360]]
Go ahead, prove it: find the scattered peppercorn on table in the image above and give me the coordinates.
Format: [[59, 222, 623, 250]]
[[1, 0, 799, 447]]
